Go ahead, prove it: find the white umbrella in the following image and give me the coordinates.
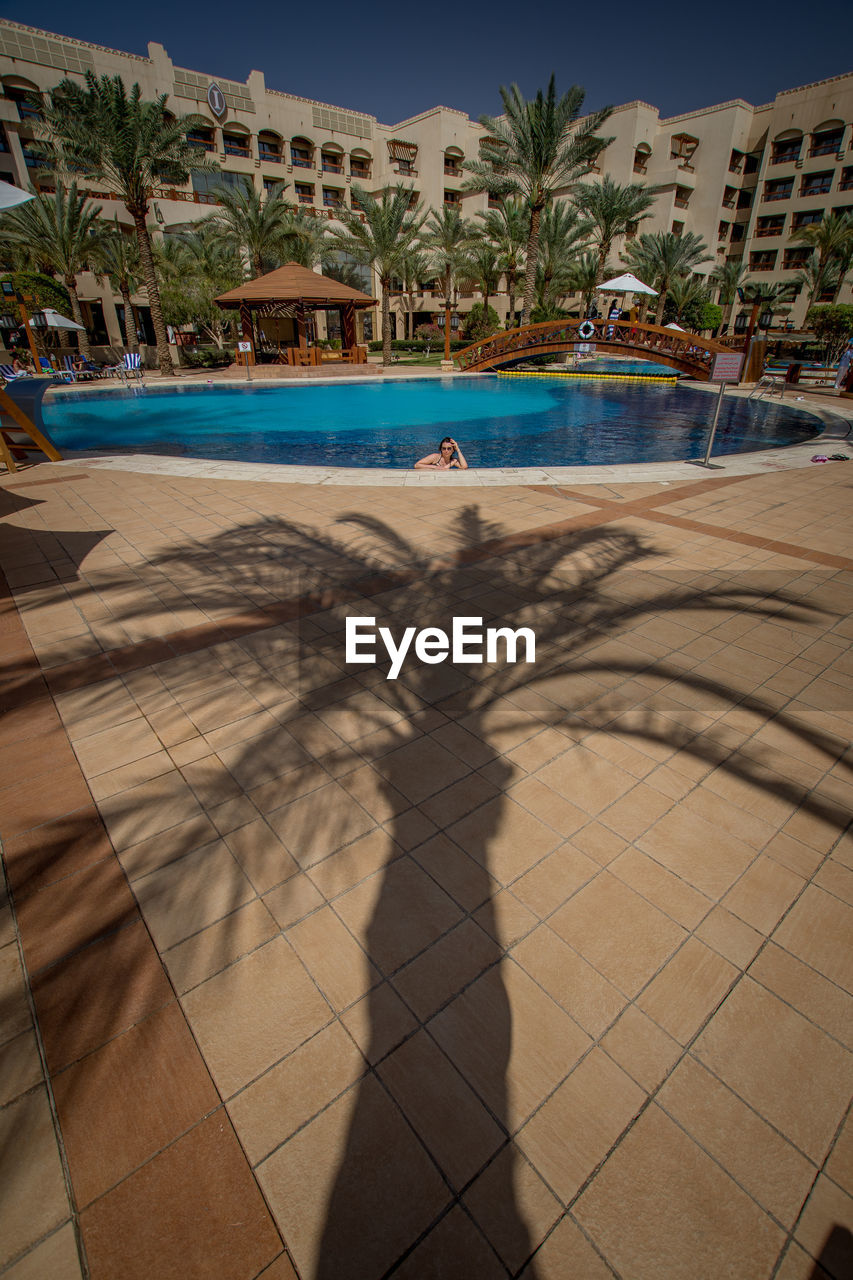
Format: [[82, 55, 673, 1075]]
[[596, 272, 658, 296], [38, 308, 85, 331], [664, 322, 686, 331], [0, 181, 34, 210]]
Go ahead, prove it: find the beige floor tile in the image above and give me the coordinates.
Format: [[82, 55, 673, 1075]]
[[338, 981, 419, 1065], [722, 855, 806, 936], [3, 1224, 82, 1280], [773, 885, 853, 994], [508, 775, 589, 836], [794, 1175, 853, 1277], [680, 787, 778, 850], [377, 736, 471, 804], [307, 828, 400, 899], [379, 1030, 504, 1190], [748, 943, 853, 1051], [464, 1145, 562, 1273], [392, 1206, 505, 1278], [256, 1075, 449, 1280], [693, 978, 853, 1162], [511, 843, 599, 919], [473, 888, 539, 948], [97, 771, 205, 852], [332, 856, 462, 976], [815, 858, 853, 908], [287, 904, 380, 1010], [637, 938, 738, 1045], [0, 1088, 70, 1268], [0, 1030, 43, 1107], [825, 1108, 853, 1196], [71, 716, 163, 777], [600, 1005, 682, 1094], [228, 1021, 366, 1165], [182, 936, 332, 1096], [658, 1056, 815, 1226], [392, 918, 497, 1021], [117, 814, 219, 881], [266, 781, 376, 869], [0, 946, 41, 1047], [224, 818, 301, 894], [609, 847, 711, 929], [764, 831, 828, 880], [445, 796, 563, 887], [570, 821, 627, 867], [519, 1213, 616, 1279], [162, 898, 279, 994], [637, 807, 755, 900], [573, 1104, 784, 1280], [549, 872, 686, 998], [773, 1240, 833, 1280], [694, 906, 764, 970], [263, 873, 325, 930], [88, 749, 174, 801], [430, 962, 590, 1131], [133, 839, 257, 951], [518, 1048, 644, 1204], [537, 745, 636, 818], [599, 783, 673, 842], [512, 925, 625, 1038], [410, 833, 497, 913]]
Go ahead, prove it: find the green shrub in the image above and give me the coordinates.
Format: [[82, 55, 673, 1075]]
[[461, 302, 501, 342], [806, 305, 853, 362], [180, 346, 234, 368], [367, 338, 467, 354]]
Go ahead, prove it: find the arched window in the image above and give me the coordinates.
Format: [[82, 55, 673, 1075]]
[[320, 142, 344, 175], [350, 148, 372, 180], [633, 142, 651, 174], [772, 129, 803, 164], [258, 130, 283, 164], [291, 136, 314, 168], [810, 119, 845, 157]]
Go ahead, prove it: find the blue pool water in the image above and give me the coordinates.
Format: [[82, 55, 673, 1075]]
[[43, 377, 820, 469]]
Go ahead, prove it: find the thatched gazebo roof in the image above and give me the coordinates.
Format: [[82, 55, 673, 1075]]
[[215, 261, 376, 311]]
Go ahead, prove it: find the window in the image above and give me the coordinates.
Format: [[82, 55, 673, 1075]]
[[771, 138, 802, 164], [729, 149, 744, 173], [839, 167, 853, 191], [633, 144, 651, 174], [321, 152, 344, 174], [291, 139, 313, 168], [764, 177, 793, 201], [0, 126, 7, 153], [396, 159, 414, 176], [262, 177, 281, 194], [4, 87, 41, 121], [810, 126, 844, 157], [744, 153, 760, 174], [487, 194, 502, 208], [722, 185, 737, 209], [671, 220, 684, 236], [730, 224, 745, 243], [831, 204, 853, 219], [674, 186, 691, 209], [350, 191, 363, 211], [782, 248, 812, 269], [258, 138, 283, 163], [187, 128, 215, 152], [800, 171, 833, 196], [749, 250, 777, 271], [792, 209, 823, 230], [191, 171, 249, 203], [670, 133, 699, 163], [443, 190, 461, 206], [350, 156, 371, 179], [223, 133, 251, 158], [737, 189, 752, 209], [625, 219, 639, 240], [718, 220, 730, 241], [444, 150, 464, 176], [322, 187, 344, 208], [295, 183, 314, 204], [756, 215, 784, 237]]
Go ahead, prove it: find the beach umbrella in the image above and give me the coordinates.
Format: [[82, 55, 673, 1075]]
[[596, 272, 658, 296], [36, 308, 86, 331], [664, 322, 686, 331], [0, 181, 34, 210]]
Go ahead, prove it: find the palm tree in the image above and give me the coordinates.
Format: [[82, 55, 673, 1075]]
[[463, 76, 613, 326], [665, 272, 711, 328], [398, 247, 429, 340], [792, 251, 838, 308], [280, 205, 329, 270], [566, 250, 612, 318], [741, 279, 798, 346], [157, 224, 242, 348], [475, 199, 527, 327], [709, 257, 749, 333], [38, 71, 216, 375], [207, 180, 293, 277], [571, 175, 657, 286], [460, 239, 501, 316], [535, 201, 592, 312], [792, 212, 853, 303], [97, 219, 143, 352], [621, 230, 712, 324], [420, 204, 474, 361], [0, 182, 105, 357], [326, 184, 424, 365]]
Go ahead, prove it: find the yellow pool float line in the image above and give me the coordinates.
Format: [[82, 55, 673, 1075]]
[[497, 370, 678, 384]]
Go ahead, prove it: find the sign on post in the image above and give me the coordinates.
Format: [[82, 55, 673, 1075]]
[[237, 341, 252, 352], [687, 351, 745, 469], [237, 340, 253, 381]]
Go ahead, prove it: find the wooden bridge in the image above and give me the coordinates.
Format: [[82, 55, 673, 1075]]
[[455, 318, 731, 379]]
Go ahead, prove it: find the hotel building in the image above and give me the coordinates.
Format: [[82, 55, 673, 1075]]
[[0, 19, 850, 348]]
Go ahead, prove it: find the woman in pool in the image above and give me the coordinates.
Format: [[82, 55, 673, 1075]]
[[414, 436, 468, 470]]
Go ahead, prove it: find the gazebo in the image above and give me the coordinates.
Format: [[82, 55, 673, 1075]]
[[215, 261, 377, 366]]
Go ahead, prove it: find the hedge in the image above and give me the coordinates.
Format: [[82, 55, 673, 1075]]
[[367, 338, 468, 353]]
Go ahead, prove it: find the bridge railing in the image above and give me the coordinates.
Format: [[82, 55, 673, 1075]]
[[455, 319, 729, 377]]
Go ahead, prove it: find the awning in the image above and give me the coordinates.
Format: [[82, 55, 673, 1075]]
[[387, 140, 418, 161]]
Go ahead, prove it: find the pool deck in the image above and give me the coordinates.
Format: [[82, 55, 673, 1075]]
[[1, 421, 852, 1277]]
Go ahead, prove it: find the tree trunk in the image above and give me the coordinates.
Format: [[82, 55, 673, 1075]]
[[120, 285, 138, 354], [507, 276, 516, 329], [381, 276, 392, 366], [444, 266, 452, 361], [596, 241, 609, 286], [521, 205, 542, 327], [407, 293, 414, 341], [654, 281, 668, 327], [65, 279, 91, 358], [131, 209, 173, 376]]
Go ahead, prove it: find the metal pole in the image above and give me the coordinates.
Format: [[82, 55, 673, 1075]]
[[245, 350, 252, 382], [696, 381, 726, 468]]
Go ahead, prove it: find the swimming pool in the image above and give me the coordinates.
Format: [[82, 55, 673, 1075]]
[[43, 377, 820, 469]]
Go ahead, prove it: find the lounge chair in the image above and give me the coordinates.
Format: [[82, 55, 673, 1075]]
[[62, 354, 101, 381], [107, 351, 144, 381], [0, 364, 25, 381], [39, 356, 72, 382]]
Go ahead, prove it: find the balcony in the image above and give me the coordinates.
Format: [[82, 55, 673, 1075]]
[[839, 169, 853, 191], [771, 147, 801, 165], [291, 153, 313, 168], [394, 162, 417, 177], [321, 161, 344, 174], [223, 141, 251, 158], [783, 250, 812, 269], [674, 196, 690, 209], [444, 162, 462, 177], [800, 177, 833, 197], [259, 148, 284, 164], [750, 257, 776, 271], [763, 183, 793, 201], [809, 135, 843, 157], [755, 217, 784, 237], [350, 165, 370, 180]]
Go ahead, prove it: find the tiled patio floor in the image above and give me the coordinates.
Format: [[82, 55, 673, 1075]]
[[1, 456, 851, 1278]]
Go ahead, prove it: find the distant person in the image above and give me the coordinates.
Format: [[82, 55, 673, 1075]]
[[414, 436, 468, 470], [11, 354, 31, 376], [607, 301, 621, 338], [835, 340, 853, 391]]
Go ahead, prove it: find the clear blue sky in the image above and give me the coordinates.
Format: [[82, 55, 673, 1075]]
[[3, 1, 850, 124]]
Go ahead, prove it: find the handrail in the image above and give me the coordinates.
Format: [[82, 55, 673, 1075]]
[[454, 319, 729, 379]]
